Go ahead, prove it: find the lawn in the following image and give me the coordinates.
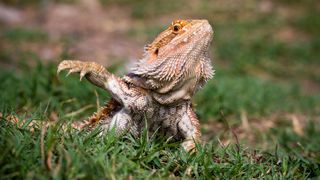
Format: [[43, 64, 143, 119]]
[[0, 0, 319, 179]]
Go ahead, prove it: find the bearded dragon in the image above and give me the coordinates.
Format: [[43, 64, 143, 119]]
[[57, 19, 214, 151]]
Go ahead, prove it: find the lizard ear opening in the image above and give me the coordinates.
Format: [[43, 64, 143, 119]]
[[146, 48, 159, 64]]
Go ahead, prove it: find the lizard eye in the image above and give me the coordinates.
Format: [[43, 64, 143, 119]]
[[173, 24, 181, 32]]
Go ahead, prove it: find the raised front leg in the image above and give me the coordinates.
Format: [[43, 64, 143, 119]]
[[57, 60, 151, 111], [58, 60, 110, 89], [178, 104, 202, 151]]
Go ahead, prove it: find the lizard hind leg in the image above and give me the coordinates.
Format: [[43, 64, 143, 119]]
[[106, 108, 133, 136], [71, 98, 121, 132], [72, 98, 133, 137]]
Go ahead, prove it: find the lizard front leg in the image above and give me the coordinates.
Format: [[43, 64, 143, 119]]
[[57, 60, 110, 89], [57, 60, 151, 111], [178, 103, 202, 151]]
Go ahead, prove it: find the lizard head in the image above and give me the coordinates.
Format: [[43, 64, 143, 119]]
[[143, 19, 213, 64], [131, 19, 214, 94]]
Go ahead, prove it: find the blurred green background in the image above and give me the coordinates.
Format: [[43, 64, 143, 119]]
[[0, 0, 319, 178]]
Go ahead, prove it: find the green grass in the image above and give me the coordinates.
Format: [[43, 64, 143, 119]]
[[1, 28, 48, 43], [1, 0, 320, 178], [1, 114, 319, 179], [196, 74, 320, 119], [0, 61, 319, 179]]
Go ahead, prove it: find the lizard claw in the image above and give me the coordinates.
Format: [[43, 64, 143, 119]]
[[57, 60, 107, 81], [79, 69, 89, 81], [66, 68, 80, 77], [57, 60, 79, 74], [57, 60, 86, 78]]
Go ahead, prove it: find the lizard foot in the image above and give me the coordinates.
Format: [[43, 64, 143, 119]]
[[57, 60, 106, 80]]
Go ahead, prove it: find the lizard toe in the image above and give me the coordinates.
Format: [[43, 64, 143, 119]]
[[79, 69, 89, 81]]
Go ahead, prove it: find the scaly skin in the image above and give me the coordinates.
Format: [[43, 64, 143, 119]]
[[57, 19, 214, 151]]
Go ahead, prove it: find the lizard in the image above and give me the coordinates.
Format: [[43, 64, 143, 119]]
[[57, 19, 214, 151]]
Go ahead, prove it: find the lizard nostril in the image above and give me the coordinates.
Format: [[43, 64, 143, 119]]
[[154, 48, 159, 55]]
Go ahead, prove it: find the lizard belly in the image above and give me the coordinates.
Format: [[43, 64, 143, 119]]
[[127, 101, 189, 140]]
